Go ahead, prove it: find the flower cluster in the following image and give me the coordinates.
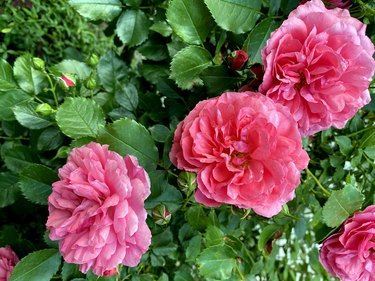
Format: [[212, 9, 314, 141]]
[[47, 142, 151, 276]]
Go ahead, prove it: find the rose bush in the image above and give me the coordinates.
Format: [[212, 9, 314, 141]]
[[319, 205, 375, 281], [0, 246, 18, 281], [260, 0, 375, 136], [46, 142, 151, 276], [170, 91, 309, 217]]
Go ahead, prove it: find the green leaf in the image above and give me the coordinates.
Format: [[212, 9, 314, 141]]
[[9, 249, 61, 281], [152, 228, 178, 257], [37, 127, 65, 151], [50, 60, 91, 80], [360, 127, 375, 148], [97, 51, 128, 93], [335, 136, 353, 156], [186, 235, 202, 262], [2, 145, 38, 173], [13, 54, 48, 95], [56, 97, 105, 139], [0, 172, 19, 208], [364, 146, 375, 160], [150, 21, 172, 37], [149, 124, 171, 143], [68, 0, 122, 21], [13, 102, 52, 130], [205, 226, 225, 247], [0, 89, 32, 121], [200, 65, 244, 95], [186, 205, 208, 231], [0, 58, 17, 91], [257, 224, 282, 253], [197, 245, 236, 280], [19, 164, 58, 205], [244, 18, 279, 63], [166, 0, 214, 45], [115, 84, 138, 111], [97, 118, 159, 172], [204, 0, 262, 34], [170, 46, 212, 90], [116, 10, 151, 47], [146, 171, 182, 212], [322, 185, 364, 228]]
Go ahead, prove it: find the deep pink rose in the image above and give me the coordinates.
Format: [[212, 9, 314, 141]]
[[0, 246, 19, 281], [46, 142, 151, 276], [260, 0, 375, 136], [319, 205, 375, 281], [170, 92, 309, 217]]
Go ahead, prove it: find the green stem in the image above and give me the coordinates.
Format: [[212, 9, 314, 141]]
[[44, 71, 59, 108], [234, 263, 245, 281], [346, 126, 374, 138], [305, 168, 331, 197]]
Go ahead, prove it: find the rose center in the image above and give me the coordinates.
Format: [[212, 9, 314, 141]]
[[294, 72, 307, 91], [230, 151, 250, 168]]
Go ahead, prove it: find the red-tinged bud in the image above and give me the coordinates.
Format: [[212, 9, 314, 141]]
[[152, 204, 171, 225], [250, 63, 264, 81], [103, 268, 118, 276], [59, 74, 76, 88], [229, 50, 249, 70]]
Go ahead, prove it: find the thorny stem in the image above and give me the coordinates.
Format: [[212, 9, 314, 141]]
[[305, 168, 331, 197]]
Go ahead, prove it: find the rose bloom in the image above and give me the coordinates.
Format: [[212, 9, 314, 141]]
[[46, 142, 151, 276], [0, 246, 18, 281], [300, 0, 351, 9], [170, 92, 309, 217], [259, 0, 375, 136], [320, 205, 375, 281]]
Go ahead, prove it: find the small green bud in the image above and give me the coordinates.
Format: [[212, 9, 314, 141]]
[[152, 204, 171, 225], [84, 76, 97, 90], [54, 146, 71, 159], [177, 171, 197, 195], [35, 103, 56, 116], [86, 53, 99, 67], [31, 57, 45, 71]]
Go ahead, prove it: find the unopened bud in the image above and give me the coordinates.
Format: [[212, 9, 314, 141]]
[[54, 146, 71, 159], [228, 50, 248, 70], [84, 76, 97, 90], [59, 74, 76, 90], [32, 57, 45, 71], [152, 204, 171, 225], [86, 53, 99, 67], [177, 171, 197, 195], [35, 103, 56, 116]]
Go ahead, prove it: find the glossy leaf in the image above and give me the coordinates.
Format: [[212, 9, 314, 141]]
[[56, 97, 105, 139], [68, 0, 122, 21], [170, 46, 212, 89], [0, 58, 17, 91], [0, 89, 32, 121], [116, 10, 150, 47], [115, 84, 138, 111], [13, 102, 52, 130], [0, 172, 19, 208], [50, 60, 91, 80]]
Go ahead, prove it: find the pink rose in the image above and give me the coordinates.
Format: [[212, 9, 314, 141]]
[[319, 205, 375, 281], [46, 142, 151, 276], [0, 246, 19, 281], [170, 92, 309, 217], [259, 0, 375, 136], [300, 0, 351, 9]]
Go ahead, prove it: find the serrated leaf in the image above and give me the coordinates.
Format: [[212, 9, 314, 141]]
[[97, 51, 128, 93], [364, 146, 375, 159], [0, 172, 19, 208], [197, 245, 236, 280], [149, 124, 170, 143], [0, 58, 17, 91], [50, 60, 91, 80], [145, 170, 182, 212], [322, 185, 364, 228], [200, 65, 244, 94], [186, 235, 202, 262], [170, 46, 212, 90], [186, 205, 208, 231], [115, 84, 138, 111], [2, 145, 38, 173], [56, 97, 105, 139], [335, 136, 353, 156], [97, 118, 159, 172], [116, 10, 150, 47], [68, 0, 122, 21], [37, 127, 65, 151], [0, 89, 32, 121], [13, 102, 52, 130], [244, 18, 279, 63], [19, 164, 58, 205], [204, 0, 262, 34], [152, 228, 178, 257], [360, 127, 375, 148], [9, 249, 61, 281], [166, 0, 214, 45], [205, 226, 225, 247], [150, 21, 172, 37], [13, 54, 48, 95]]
